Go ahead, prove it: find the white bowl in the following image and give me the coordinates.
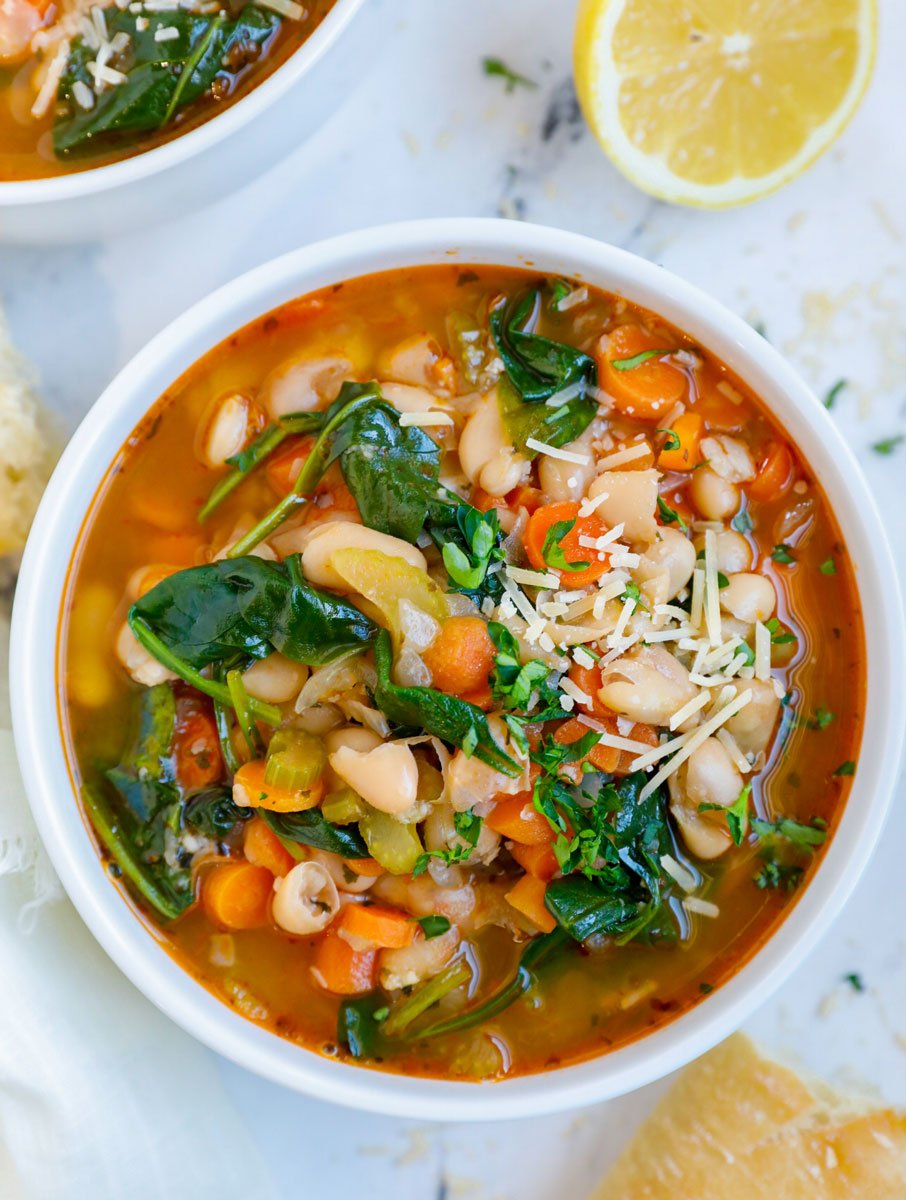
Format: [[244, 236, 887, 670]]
[[11, 219, 905, 1119], [0, 0, 371, 244]]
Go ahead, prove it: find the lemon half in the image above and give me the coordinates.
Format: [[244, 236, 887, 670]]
[[574, 0, 877, 208]]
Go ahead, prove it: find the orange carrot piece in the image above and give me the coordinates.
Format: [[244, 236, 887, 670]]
[[748, 440, 794, 501], [337, 903, 416, 949], [233, 758, 324, 813], [505, 874, 557, 933], [173, 701, 223, 791], [421, 616, 496, 697], [203, 862, 273, 930], [243, 817, 296, 878], [311, 928, 378, 994], [505, 483, 544, 514], [509, 840, 559, 881], [264, 435, 316, 496], [598, 325, 687, 421], [524, 501, 609, 589], [345, 857, 386, 878], [658, 412, 704, 472], [486, 791, 553, 845]]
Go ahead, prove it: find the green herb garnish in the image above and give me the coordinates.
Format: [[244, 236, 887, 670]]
[[611, 349, 671, 371], [656, 495, 688, 532], [542, 517, 589, 573], [871, 434, 904, 455], [771, 543, 796, 564], [824, 379, 847, 409], [482, 56, 537, 92]]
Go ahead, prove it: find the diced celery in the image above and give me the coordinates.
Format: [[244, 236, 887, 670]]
[[322, 787, 366, 825], [264, 729, 326, 792], [359, 807, 424, 875]]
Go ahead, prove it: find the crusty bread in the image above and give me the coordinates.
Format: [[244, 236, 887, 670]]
[[0, 308, 56, 556], [594, 1034, 906, 1199]]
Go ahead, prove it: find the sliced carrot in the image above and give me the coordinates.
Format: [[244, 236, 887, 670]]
[[421, 616, 496, 697], [567, 661, 607, 718], [524, 501, 610, 589], [337, 903, 415, 950], [469, 486, 505, 512], [233, 758, 324, 813], [458, 684, 494, 711], [598, 325, 687, 421], [133, 562, 180, 599], [311, 927, 378, 994], [264, 435, 316, 496], [505, 483, 544, 514], [509, 840, 559, 881], [748, 440, 794, 501], [554, 715, 621, 776], [657, 412, 704, 472], [505, 874, 557, 933], [345, 857, 386, 878], [243, 817, 295, 877], [173, 700, 222, 791], [486, 790, 553, 845], [203, 862, 273, 930]]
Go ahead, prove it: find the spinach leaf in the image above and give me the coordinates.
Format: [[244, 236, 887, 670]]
[[184, 787, 252, 839], [544, 876, 645, 942], [259, 808, 369, 859], [131, 555, 378, 671], [338, 993, 387, 1059], [490, 289, 597, 453], [425, 499, 504, 605], [373, 630, 520, 776], [54, 8, 279, 157], [84, 686, 193, 921], [325, 388, 442, 542]]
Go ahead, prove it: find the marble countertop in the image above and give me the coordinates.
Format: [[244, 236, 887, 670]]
[[2, 0, 905, 1195]]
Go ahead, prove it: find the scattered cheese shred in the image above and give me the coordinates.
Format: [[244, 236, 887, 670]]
[[559, 677, 592, 708], [594, 441, 651, 471], [690, 568, 705, 630], [638, 688, 752, 801], [578, 490, 610, 517], [668, 690, 709, 731], [525, 437, 591, 465], [505, 566, 560, 589], [398, 411, 454, 428], [715, 728, 751, 773], [683, 896, 720, 918], [703, 529, 722, 648], [660, 854, 697, 893], [255, 0, 305, 17], [754, 619, 771, 681], [572, 647, 597, 670]]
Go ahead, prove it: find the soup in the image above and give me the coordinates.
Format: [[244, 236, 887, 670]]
[[0, 0, 336, 181], [60, 265, 864, 1080]]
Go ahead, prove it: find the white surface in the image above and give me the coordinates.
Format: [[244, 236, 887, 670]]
[[2, 0, 906, 1194], [15, 219, 904, 1127]]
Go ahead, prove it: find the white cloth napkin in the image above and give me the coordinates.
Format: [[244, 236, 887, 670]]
[[0, 613, 278, 1200]]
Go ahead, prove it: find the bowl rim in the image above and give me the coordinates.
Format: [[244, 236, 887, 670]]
[[11, 218, 905, 1120], [0, 0, 367, 206]]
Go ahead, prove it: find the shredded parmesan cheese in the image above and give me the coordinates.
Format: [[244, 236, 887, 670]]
[[660, 854, 696, 893], [683, 896, 720, 918], [525, 437, 591, 465], [668, 691, 709, 731], [559, 677, 592, 708], [578, 490, 610, 517], [593, 441, 651, 471], [703, 529, 722, 648], [505, 566, 560, 589], [638, 689, 753, 800], [398, 411, 453, 428], [754, 620, 771, 681]]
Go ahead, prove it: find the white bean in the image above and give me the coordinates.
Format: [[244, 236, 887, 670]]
[[445, 716, 530, 811], [300, 521, 426, 590], [115, 622, 176, 687], [634, 527, 696, 600], [307, 849, 374, 895], [423, 804, 501, 866], [720, 572, 776, 623], [724, 679, 780, 758], [538, 438, 596, 503], [694, 529, 752, 574], [599, 644, 697, 726], [586, 469, 660, 545], [376, 333, 446, 389], [329, 742, 419, 815], [699, 435, 756, 483], [323, 725, 383, 790], [458, 390, 528, 494], [380, 926, 460, 990], [263, 354, 352, 419], [195, 392, 261, 469], [690, 466, 739, 521], [669, 737, 743, 860], [273, 862, 340, 934], [242, 653, 309, 704]]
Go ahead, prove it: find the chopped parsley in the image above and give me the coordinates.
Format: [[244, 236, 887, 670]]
[[699, 982, 714, 995], [441, 505, 501, 592], [823, 379, 847, 409], [807, 706, 835, 731], [547, 278, 573, 310], [656, 427, 681, 451], [413, 809, 483, 876], [488, 621, 552, 714], [750, 815, 827, 847], [871, 434, 904, 455], [731, 509, 753, 534], [833, 760, 855, 777], [754, 859, 804, 892], [417, 915, 452, 940], [656, 495, 688, 532], [699, 782, 751, 846], [482, 56, 537, 92], [611, 348, 671, 371], [819, 556, 837, 576], [542, 517, 589, 573], [764, 617, 797, 646], [771, 543, 796, 564], [843, 971, 865, 993]]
